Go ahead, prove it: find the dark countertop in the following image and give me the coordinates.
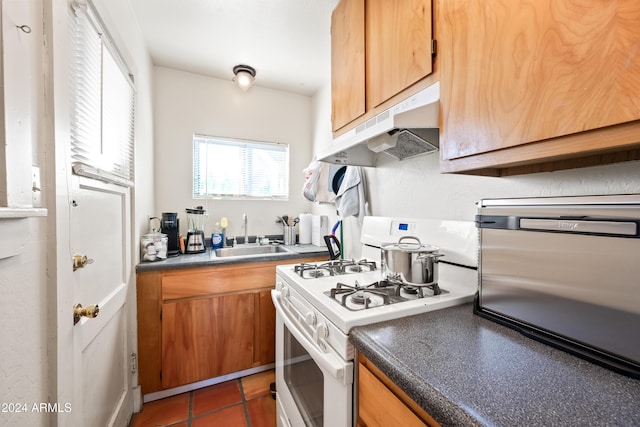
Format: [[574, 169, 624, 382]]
[[350, 303, 640, 427], [136, 243, 329, 272]]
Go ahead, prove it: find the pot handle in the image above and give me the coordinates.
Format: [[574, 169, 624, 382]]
[[398, 235, 422, 248]]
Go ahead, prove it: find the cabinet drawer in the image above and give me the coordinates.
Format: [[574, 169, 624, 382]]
[[161, 262, 277, 300], [161, 257, 326, 300]]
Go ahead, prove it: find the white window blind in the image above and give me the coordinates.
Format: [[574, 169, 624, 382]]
[[193, 135, 289, 200], [70, 0, 135, 186]]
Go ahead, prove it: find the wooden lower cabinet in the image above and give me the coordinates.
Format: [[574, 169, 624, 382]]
[[136, 256, 325, 395], [254, 289, 276, 366], [161, 293, 254, 389], [357, 353, 440, 427]]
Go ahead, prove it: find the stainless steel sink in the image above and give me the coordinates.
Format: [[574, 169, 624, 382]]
[[214, 245, 292, 257]]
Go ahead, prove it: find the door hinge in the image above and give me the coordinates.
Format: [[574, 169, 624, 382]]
[[160, 370, 162, 381], [431, 39, 437, 57], [131, 353, 138, 374]]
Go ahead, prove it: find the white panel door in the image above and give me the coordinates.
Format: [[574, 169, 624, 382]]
[[56, 175, 134, 426]]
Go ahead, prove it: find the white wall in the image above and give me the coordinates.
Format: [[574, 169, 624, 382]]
[[311, 84, 640, 258], [0, 2, 49, 426], [0, 217, 48, 427], [153, 66, 314, 239]]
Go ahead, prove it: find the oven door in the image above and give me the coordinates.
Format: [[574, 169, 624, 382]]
[[272, 289, 353, 427]]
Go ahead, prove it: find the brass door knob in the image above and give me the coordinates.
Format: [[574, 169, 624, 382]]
[[72, 254, 94, 271], [73, 303, 99, 325]]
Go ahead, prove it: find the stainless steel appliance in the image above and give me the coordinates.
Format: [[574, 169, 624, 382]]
[[475, 194, 640, 379], [185, 206, 207, 254], [272, 217, 478, 426]]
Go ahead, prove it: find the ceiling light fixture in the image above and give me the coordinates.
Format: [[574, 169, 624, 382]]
[[233, 65, 256, 91]]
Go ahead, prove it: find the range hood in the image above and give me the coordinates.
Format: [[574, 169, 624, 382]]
[[318, 81, 440, 166]]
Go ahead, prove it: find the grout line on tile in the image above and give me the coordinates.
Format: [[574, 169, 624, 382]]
[[238, 378, 253, 427], [187, 390, 194, 427]]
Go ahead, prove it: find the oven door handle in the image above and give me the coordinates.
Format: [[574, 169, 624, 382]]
[[272, 289, 351, 384]]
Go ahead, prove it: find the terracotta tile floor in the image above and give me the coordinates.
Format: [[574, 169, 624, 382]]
[[131, 370, 276, 427]]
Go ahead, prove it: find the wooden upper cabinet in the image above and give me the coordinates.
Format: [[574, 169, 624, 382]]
[[331, 0, 434, 132], [366, 0, 433, 110], [439, 0, 640, 166], [331, 0, 365, 131]]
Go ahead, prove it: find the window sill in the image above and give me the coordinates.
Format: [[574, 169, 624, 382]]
[[0, 207, 48, 219]]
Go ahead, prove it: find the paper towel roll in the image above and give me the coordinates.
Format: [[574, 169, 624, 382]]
[[299, 213, 312, 244]]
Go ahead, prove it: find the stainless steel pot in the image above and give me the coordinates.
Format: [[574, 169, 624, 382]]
[[381, 236, 443, 286]]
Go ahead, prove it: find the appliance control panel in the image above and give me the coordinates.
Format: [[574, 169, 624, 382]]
[[390, 221, 416, 235]]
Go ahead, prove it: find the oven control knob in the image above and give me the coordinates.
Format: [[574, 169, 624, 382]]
[[305, 312, 317, 327], [281, 286, 290, 299], [315, 323, 329, 341]]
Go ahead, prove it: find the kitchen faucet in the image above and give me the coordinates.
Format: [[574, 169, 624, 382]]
[[243, 213, 249, 244]]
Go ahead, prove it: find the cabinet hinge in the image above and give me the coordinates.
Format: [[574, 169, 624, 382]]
[[431, 39, 437, 57], [131, 352, 138, 374]]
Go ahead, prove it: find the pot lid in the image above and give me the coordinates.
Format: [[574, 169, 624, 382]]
[[382, 236, 439, 253]]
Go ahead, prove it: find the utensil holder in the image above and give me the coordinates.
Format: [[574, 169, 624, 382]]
[[283, 225, 296, 245]]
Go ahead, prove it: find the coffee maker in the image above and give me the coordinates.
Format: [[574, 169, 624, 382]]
[[161, 212, 181, 257], [186, 206, 207, 254]]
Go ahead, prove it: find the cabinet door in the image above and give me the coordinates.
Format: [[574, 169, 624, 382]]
[[253, 289, 276, 366], [136, 271, 162, 394], [358, 362, 429, 426], [440, 0, 640, 161], [331, 0, 366, 131], [161, 293, 254, 389], [366, 0, 433, 109]]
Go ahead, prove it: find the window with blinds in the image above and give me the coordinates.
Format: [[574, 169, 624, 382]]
[[193, 135, 289, 200], [70, 1, 135, 186]]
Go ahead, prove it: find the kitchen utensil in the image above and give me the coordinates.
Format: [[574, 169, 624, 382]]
[[185, 206, 207, 253], [283, 225, 296, 245], [381, 236, 443, 286], [323, 235, 341, 260]]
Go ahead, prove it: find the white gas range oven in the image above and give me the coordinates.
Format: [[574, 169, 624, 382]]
[[271, 216, 479, 427]]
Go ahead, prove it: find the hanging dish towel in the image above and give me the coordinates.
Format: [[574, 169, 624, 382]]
[[335, 166, 367, 223]]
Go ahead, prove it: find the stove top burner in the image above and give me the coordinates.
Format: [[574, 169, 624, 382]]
[[324, 279, 446, 311], [330, 280, 391, 309], [294, 262, 334, 279], [350, 292, 370, 305], [294, 259, 377, 279]]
